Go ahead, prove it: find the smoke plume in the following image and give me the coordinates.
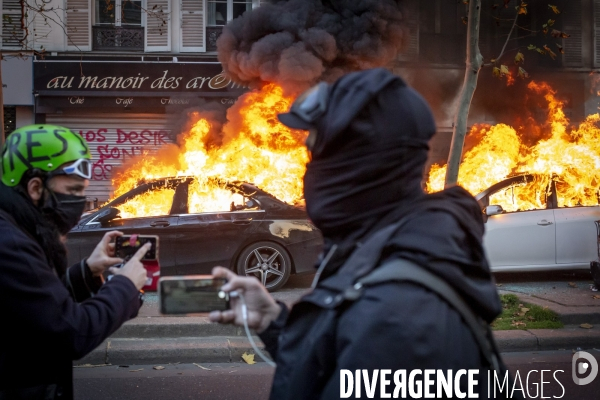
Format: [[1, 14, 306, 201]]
[[217, 0, 407, 93]]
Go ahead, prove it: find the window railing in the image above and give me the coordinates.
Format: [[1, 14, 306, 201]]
[[206, 26, 224, 52], [92, 26, 144, 51]]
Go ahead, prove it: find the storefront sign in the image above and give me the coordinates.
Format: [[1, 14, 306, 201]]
[[34, 61, 246, 95]]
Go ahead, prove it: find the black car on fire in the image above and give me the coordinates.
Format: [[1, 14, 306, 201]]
[[66, 178, 323, 291]]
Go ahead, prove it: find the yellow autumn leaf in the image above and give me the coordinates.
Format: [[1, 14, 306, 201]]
[[548, 5, 560, 14], [493, 67, 501, 77], [514, 52, 524, 64], [521, 307, 530, 313], [580, 323, 593, 329], [517, 2, 527, 15], [241, 352, 256, 365], [518, 67, 529, 79], [500, 65, 509, 75]]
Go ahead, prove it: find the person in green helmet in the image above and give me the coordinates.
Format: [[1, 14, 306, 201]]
[[0, 125, 149, 400]]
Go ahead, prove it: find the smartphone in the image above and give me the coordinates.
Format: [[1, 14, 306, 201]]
[[159, 276, 230, 314], [115, 235, 159, 261]]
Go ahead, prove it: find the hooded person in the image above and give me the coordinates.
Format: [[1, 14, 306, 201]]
[[209, 68, 506, 399], [0, 125, 150, 400]]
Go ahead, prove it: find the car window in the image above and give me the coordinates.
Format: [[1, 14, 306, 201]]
[[116, 188, 176, 218], [187, 180, 260, 214], [555, 179, 600, 208], [488, 175, 551, 213]]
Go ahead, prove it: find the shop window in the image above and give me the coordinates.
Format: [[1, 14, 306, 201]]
[[4, 106, 16, 137], [206, 0, 252, 51], [93, 0, 144, 51]]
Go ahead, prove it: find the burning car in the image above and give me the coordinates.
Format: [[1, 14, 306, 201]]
[[476, 174, 600, 272], [66, 177, 323, 291]]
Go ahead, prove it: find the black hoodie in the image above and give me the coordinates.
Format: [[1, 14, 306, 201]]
[[261, 69, 503, 400], [0, 184, 141, 399]]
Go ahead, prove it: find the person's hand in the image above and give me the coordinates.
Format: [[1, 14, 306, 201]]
[[109, 243, 150, 290], [209, 266, 281, 333], [86, 231, 124, 276]]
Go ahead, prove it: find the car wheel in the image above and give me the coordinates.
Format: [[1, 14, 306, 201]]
[[236, 241, 291, 291]]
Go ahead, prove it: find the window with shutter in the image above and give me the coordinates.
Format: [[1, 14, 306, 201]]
[[594, 0, 600, 67], [180, 0, 204, 52], [1, 0, 24, 49], [66, 0, 91, 51], [29, 0, 66, 52], [562, 0, 583, 67], [397, 0, 418, 62], [417, 0, 465, 65], [146, 0, 171, 51]]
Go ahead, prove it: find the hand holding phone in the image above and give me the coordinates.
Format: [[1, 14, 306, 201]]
[[109, 243, 151, 290], [115, 235, 159, 261], [159, 276, 230, 314], [208, 267, 281, 333]]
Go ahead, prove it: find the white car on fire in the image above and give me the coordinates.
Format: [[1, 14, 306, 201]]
[[476, 174, 600, 272]]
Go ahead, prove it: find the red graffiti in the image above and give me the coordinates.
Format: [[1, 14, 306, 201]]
[[73, 128, 173, 181], [79, 129, 107, 143], [91, 159, 113, 181], [91, 145, 145, 181], [117, 129, 171, 146]]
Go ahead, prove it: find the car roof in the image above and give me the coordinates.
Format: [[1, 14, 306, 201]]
[[96, 176, 281, 212], [475, 174, 534, 201]]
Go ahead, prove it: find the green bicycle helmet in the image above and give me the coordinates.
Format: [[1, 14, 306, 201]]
[[1, 124, 91, 187]]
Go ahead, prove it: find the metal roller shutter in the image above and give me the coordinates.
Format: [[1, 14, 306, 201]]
[[46, 113, 173, 202]]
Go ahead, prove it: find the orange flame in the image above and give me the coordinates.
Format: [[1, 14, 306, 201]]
[[111, 84, 309, 218], [426, 81, 600, 212]]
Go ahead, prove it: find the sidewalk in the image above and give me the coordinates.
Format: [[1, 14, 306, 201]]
[[76, 282, 600, 366]]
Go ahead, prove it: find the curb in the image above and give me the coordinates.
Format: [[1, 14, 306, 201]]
[[77, 336, 264, 366], [494, 327, 600, 352], [76, 329, 600, 366], [111, 317, 245, 338], [498, 290, 600, 325]]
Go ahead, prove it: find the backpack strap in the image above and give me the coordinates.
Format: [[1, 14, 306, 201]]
[[356, 258, 502, 375]]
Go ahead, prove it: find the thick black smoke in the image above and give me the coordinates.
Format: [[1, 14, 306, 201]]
[[217, 0, 406, 93]]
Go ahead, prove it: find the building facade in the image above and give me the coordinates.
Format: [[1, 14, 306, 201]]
[[1, 0, 266, 201], [1, 0, 598, 199]]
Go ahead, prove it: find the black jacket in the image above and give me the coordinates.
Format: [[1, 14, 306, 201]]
[[259, 187, 503, 400], [0, 213, 141, 399]]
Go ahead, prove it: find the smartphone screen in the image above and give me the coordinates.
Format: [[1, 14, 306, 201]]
[[159, 276, 230, 314], [115, 235, 158, 260]]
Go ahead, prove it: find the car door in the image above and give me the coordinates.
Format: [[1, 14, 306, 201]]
[[554, 206, 600, 266], [482, 178, 556, 269], [171, 185, 266, 275], [71, 187, 179, 270], [484, 210, 556, 268]]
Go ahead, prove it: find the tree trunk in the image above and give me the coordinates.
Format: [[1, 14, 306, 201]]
[[0, 51, 4, 148], [444, 0, 483, 188]]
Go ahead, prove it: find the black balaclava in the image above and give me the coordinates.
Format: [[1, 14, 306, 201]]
[[42, 189, 87, 236], [303, 68, 436, 243]]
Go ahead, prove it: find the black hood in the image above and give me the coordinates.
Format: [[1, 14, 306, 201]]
[[298, 68, 501, 321], [303, 68, 435, 241], [384, 186, 503, 322]]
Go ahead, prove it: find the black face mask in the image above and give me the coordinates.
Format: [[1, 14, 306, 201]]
[[42, 190, 87, 235]]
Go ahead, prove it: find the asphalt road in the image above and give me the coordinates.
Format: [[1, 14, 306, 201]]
[[73, 350, 600, 400]]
